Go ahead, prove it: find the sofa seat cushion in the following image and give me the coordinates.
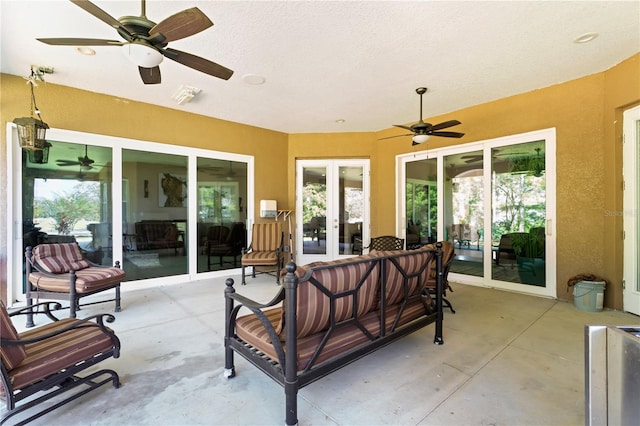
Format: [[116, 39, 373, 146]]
[[241, 251, 279, 266], [383, 299, 430, 333], [32, 243, 90, 274], [0, 301, 27, 370], [28, 267, 125, 293], [236, 309, 381, 371], [8, 318, 115, 391]]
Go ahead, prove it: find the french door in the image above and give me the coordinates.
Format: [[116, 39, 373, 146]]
[[296, 159, 370, 265], [623, 105, 640, 315], [399, 128, 556, 297]]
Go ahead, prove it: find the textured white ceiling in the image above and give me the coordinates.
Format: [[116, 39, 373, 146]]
[[1, 1, 639, 134]]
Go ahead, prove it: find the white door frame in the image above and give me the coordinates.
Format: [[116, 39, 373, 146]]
[[397, 128, 557, 298], [623, 105, 640, 315], [295, 159, 370, 266]]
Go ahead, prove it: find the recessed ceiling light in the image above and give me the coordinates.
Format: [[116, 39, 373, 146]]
[[335, 119, 345, 124], [242, 74, 266, 85], [574, 32, 599, 44], [76, 46, 96, 56]]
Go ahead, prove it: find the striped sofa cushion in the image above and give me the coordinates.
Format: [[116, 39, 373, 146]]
[[291, 256, 381, 339], [380, 247, 434, 306], [28, 266, 125, 293], [7, 318, 115, 391], [0, 301, 27, 370], [236, 308, 381, 371], [33, 243, 90, 274]]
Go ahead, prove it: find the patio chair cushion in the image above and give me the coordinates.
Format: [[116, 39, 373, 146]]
[[28, 267, 126, 293], [0, 301, 27, 370], [241, 251, 280, 266], [32, 243, 90, 274], [7, 318, 115, 391]]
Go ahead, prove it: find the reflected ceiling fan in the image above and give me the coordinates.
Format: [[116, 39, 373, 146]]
[[380, 87, 465, 145], [37, 0, 234, 84], [57, 145, 96, 170]]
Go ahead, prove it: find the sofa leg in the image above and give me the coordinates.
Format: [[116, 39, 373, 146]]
[[26, 296, 35, 328]]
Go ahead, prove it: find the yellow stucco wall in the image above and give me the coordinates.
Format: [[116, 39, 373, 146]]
[[1, 52, 639, 308]]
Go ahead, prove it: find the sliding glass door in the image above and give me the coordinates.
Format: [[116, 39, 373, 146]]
[[399, 129, 556, 297], [8, 125, 253, 302]]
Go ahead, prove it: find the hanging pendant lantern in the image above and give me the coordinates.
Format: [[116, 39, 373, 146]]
[[27, 140, 52, 164], [13, 68, 50, 150]]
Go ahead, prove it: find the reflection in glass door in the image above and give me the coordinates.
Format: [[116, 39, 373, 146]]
[[444, 150, 484, 277], [296, 160, 369, 265], [122, 150, 188, 281], [491, 141, 546, 286], [400, 128, 555, 297], [405, 158, 438, 246]]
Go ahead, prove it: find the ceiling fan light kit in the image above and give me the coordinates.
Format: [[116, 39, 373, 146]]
[[412, 134, 430, 144], [123, 41, 164, 67]]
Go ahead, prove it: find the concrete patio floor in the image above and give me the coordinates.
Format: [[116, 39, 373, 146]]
[[5, 273, 639, 426]]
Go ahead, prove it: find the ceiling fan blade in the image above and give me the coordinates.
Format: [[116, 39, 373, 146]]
[[379, 133, 413, 140], [149, 7, 213, 43], [430, 120, 461, 131], [393, 124, 414, 132], [37, 38, 122, 46], [70, 0, 135, 39], [57, 160, 81, 166], [163, 48, 233, 80], [430, 131, 465, 138], [139, 66, 161, 84]]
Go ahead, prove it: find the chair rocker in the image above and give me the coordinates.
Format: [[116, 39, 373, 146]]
[[0, 301, 121, 425]]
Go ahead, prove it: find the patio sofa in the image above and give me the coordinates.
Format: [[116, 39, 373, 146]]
[[224, 243, 445, 425]]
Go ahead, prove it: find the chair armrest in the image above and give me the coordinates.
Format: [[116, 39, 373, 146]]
[[8, 301, 63, 321], [228, 286, 285, 310], [0, 313, 118, 347]]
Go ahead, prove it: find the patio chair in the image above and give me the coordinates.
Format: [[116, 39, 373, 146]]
[[241, 222, 284, 285], [424, 241, 456, 313], [364, 235, 405, 252], [0, 300, 121, 425], [25, 243, 125, 327]]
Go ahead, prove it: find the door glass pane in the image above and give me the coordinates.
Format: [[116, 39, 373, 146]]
[[445, 151, 484, 277], [196, 158, 247, 273], [23, 142, 112, 291], [123, 149, 188, 280], [338, 166, 363, 255], [302, 166, 327, 255], [406, 158, 438, 247], [491, 141, 546, 286], [26, 141, 113, 266]]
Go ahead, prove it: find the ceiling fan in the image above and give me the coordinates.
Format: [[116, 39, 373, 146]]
[[37, 0, 234, 85], [380, 87, 464, 145], [57, 145, 96, 170]]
